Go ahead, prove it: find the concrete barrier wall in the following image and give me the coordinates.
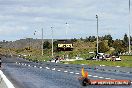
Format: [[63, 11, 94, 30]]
[[0, 70, 15, 88]]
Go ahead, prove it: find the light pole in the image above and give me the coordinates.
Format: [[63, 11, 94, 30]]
[[129, 0, 131, 54], [41, 28, 44, 56], [65, 22, 68, 40], [96, 15, 99, 54], [51, 27, 54, 57]]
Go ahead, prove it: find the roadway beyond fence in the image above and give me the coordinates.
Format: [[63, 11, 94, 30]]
[[0, 70, 15, 88]]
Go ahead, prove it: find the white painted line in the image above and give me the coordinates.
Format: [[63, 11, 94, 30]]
[[81, 64, 85, 65], [99, 77, 104, 79], [47, 68, 50, 70], [39, 67, 42, 68], [89, 75, 92, 77], [116, 66, 120, 67], [52, 68, 55, 70], [28, 65, 30, 67], [0, 70, 15, 88], [57, 70, 61, 71], [64, 71, 68, 73], [93, 76, 98, 78], [127, 72, 130, 73], [105, 78, 111, 79], [102, 65, 105, 66], [70, 72, 74, 74], [45, 67, 50, 69], [75, 73, 80, 75], [34, 66, 36, 67]]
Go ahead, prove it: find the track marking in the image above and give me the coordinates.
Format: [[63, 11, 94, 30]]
[[105, 78, 111, 79], [75, 73, 80, 75], [116, 66, 120, 67], [64, 71, 68, 73], [28, 65, 30, 67], [102, 65, 105, 66], [93, 76, 98, 78], [34, 66, 36, 67], [127, 72, 130, 73], [46, 67, 50, 69], [39, 67, 42, 68], [89, 75, 92, 76], [99, 77, 104, 79], [70, 72, 74, 74], [52, 68, 55, 70], [57, 70, 61, 71]]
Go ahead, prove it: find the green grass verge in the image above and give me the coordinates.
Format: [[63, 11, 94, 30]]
[[63, 56, 132, 67]]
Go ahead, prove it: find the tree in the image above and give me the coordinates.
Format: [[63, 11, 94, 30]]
[[123, 33, 128, 46], [103, 34, 113, 47], [80, 37, 83, 41], [98, 41, 109, 53], [43, 41, 51, 49], [112, 40, 127, 53], [71, 38, 77, 42]]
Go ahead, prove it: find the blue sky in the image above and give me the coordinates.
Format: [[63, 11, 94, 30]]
[[0, 0, 131, 41]]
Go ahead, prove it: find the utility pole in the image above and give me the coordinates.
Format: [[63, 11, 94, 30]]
[[51, 27, 54, 57], [41, 28, 43, 56], [96, 15, 99, 54], [129, 0, 131, 54]]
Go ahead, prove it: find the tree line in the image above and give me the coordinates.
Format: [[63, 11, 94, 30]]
[[42, 34, 131, 54]]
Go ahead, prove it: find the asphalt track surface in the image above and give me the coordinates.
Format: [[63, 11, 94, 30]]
[[1, 57, 132, 88]]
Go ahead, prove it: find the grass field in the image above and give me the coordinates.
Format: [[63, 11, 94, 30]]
[[62, 56, 132, 67]]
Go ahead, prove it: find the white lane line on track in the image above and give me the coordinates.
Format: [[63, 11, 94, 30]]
[[99, 77, 104, 79], [57, 70, 61, 71], [52, 68, 55, 70], [81, 64, 85, 65], [39, 67, 42, 68], [105, 78, 111, 79], [93, 76, 98, 78], [127, 72, 130, 73], [70, 72, 74, 74], [102, 65, 105, 66], [64, 71, 68, 73], [75, 73, 80, 75], [116, 66, 120, 67], [46, 67, 50, 69]]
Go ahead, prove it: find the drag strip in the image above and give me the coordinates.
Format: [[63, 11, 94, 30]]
[[1, 57, 132, 88]]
